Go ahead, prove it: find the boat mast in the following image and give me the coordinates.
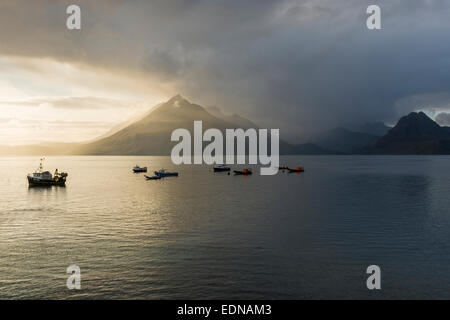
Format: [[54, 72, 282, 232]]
[[38, 157, 45, 172]]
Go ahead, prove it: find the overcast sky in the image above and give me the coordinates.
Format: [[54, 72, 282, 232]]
[[1, 0, 450, 144]]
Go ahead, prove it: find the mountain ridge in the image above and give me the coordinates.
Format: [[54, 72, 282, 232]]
[[3, 96, 449, 156], [310, 127, 379, 153], [74, 95, 332, 156], [367, 112, 450, 154]]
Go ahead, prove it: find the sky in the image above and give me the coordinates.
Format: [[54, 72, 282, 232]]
[[1, 0, 450, 144]]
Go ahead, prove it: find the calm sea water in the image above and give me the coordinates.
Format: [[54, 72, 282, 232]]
[[0, 155, 449, 299]]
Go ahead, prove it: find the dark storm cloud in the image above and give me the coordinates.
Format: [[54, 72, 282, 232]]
[[1, 0, 450, 139]]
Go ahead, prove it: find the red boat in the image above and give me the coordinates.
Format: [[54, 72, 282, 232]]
[[234, 168, 252, 175], [287, 166, 305, 173]]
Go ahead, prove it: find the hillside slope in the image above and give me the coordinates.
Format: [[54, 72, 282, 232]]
[[367, 112, 450, 154], [75, 95, 330, 155]]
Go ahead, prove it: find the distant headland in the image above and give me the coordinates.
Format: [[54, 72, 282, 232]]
[[1, 95, 450, 156]]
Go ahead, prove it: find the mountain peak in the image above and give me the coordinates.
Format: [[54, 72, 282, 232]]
[[161, 94, 195, 110], [167, 94, 185, 105], [405, 111, 430, 120], [170, 93, 183, 100], [367, 111, 450, 154], [397, 111, 440, 131]]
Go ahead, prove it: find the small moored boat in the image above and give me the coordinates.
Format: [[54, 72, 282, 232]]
[[287, 166, 305, 173], [233, 168, 252, 175], [213, 164, 231, 172], [27, 158, 68, 187], [145, 175, 162, 180], [154, 169, 179, 177], [133, 165, 147, 173]]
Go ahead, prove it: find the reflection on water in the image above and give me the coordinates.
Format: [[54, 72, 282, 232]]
[[28, 185, 66, 192], [0, 155, 450, 299]]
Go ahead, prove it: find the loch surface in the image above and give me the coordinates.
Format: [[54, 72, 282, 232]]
[[0, 156, 449, 299]]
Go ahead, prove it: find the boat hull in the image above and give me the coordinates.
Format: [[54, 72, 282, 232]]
[[213, 167, 230, 172], [233, 170, 252, 175], [145, 175, 161, 180], [287, 168, 304, 173], [133, 168, 147, 173], [27, 176, 66, 187], [154, 171, 178, 177]]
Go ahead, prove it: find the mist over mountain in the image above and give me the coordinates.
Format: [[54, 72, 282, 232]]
[[205, 106, 259, 130], [348, 122, 391, 137], [0, 142, 79, 156], [310, 127, 379, 153], [4, 1, 450, 145], [86, 103, 164, 143], [76, 95, 219, 155], [75, 95, 330, 156], [3, 96, 450, 156]]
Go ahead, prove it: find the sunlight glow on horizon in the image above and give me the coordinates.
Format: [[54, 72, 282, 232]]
[[0, 56, 170, 145]]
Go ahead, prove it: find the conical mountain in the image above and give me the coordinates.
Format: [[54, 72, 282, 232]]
[[75, 95, 331, 155], [368, 112, 450, 154], [76, 95, 233, 155]]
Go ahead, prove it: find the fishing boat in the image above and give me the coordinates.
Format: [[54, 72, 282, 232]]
[[27, 158, 68, 187], [233, 168, 252, 175], [213, 164, 231, 172], [287, 166, 305, 173], [133, 165, 147, 173], [154, 169, 179, 177], [145, 175, 161, 180]]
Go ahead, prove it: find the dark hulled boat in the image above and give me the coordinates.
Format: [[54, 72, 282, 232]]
[[133, 165, 147, 173], [154, 169, 179, 177], [287, 166, 305, 173], [145, 175, 161, 180], [213, 164, 231, 172], [233, 169, 252, 175], [27, 158, 68, 187]]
